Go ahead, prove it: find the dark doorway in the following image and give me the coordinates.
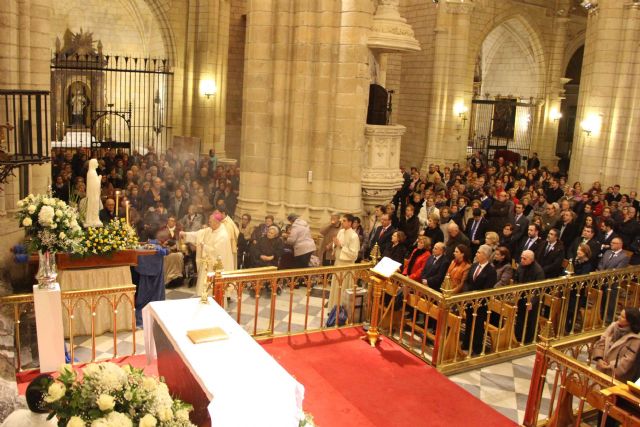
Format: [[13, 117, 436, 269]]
[[556, 46, 584, 174]]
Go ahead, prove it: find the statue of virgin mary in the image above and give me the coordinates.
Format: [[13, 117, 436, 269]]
[[84, 158, 103, 228]]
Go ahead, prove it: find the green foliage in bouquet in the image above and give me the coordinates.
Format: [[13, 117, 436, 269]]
[[16, 194, 85, 254], [43, 363, 195, 427], [83, 218, 139, 256]]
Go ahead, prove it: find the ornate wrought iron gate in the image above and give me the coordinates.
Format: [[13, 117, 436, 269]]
[[467, 98, 535, 163], [51, 52, 173, 154]]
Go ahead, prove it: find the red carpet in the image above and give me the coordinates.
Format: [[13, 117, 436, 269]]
[[16, 354, 156, 395], [260, 327, 516, 427]]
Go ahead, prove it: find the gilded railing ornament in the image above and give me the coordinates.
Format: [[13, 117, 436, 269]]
[[441, 274, 454, 297], [370, 243, 381, 264], [565, 259, 575, 276]]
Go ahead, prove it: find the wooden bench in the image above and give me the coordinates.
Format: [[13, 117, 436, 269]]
[[485, 299, 519, 352]]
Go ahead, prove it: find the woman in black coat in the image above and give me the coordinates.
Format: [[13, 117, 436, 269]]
[[383, 230, 408, 264]]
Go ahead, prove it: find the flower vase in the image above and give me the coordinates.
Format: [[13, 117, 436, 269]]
[[36, 250, 58, 289]]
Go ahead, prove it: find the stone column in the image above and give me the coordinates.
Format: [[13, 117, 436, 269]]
[[531, 13, 570, 167], [238, 0, 374, 226], [421, 0, 474, 170], [569, 1, 640, 190]]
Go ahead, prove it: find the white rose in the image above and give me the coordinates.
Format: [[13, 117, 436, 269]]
[[68, 416, 86, 427], [90, 418, 108, 427], [27, 204, 36, 214], [16, 200, 24, 208], [58, 200, 66, 207], [38, 205, 55, 226], [175, 409, 189, 421], [139, 414, 157, 427], [123, 390, 133, 401], [56, 209, 63, 218], [142, 376, 157, 392], [158, 407, 173, 421], [96, 393, 115, 411], [59, 232, 66, 239], [43, 197, 52, 205], [83, 363, 100, 377], [106, 412, 132, 427], [44, 381, 66, 402], [22, 217, 32, 227]]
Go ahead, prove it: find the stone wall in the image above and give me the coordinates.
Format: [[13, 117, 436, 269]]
[[51, 0, 165, 58]]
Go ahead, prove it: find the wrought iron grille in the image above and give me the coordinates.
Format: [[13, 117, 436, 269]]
[[467, 98, 536, 164], [0, 90, 51, 187], [51, 54, 173, 154]]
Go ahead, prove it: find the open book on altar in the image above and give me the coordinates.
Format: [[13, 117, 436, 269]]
[[371, 257, 402, 278]]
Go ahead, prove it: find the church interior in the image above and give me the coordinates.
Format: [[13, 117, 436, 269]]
[[1, 0, 640, 426]]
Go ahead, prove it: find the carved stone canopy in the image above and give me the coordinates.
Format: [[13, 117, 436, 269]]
[[368, 0, 421, 53], [55, 28, 103, 60]]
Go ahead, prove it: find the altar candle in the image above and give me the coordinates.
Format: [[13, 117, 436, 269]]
[[115, 191, 120, 217], [125, 201, 130, 225]]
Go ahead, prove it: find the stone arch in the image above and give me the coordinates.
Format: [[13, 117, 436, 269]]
[[470, 13, 546, 99], [142, 0, 177, 65]]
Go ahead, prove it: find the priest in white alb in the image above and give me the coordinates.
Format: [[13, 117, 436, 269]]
[[180, 212, 234, 297]]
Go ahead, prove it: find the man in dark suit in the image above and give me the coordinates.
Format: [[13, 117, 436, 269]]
[[598, 237, 630, 322], [464, 208, 489, 258], [555, 210, 579, 256], [370, 213, 395, 255], [514, 250, 545, 343], [568, 225, 601, 267], [598, 218, 619, 257], [420, 242, 450, 292], [536, 228, 565, 279], [527, 152, 540, 170], [511, 203, 529, 244], [516, 224, 543, 261], [462, 245, 497, 354]]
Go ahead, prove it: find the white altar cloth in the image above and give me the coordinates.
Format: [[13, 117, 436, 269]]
[[143, 298, 304, 427]]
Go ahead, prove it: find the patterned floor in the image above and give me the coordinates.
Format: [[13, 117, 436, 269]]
[[66, 282, 570, 426]]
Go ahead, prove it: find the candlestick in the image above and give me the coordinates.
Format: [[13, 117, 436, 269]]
[[115, 191, 120, 217], [125, 201, 130, 226]]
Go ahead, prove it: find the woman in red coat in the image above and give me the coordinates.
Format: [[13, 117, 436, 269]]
[[402, 235, 432, 281]]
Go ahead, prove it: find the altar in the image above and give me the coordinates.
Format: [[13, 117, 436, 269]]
[[52, 130, 96, 148], [143, 298, 304, 427]]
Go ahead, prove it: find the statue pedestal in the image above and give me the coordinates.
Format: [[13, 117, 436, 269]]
[[52, 130, 96, 148], [361, 124, 405, 219], [33, 283, 65, 372]]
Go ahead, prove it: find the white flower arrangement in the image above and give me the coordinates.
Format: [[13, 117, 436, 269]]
[[16, 193, 85, 254], [43, 363, 195, 427]]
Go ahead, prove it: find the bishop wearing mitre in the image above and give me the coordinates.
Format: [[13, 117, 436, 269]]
[[180, 212, 234, 297]]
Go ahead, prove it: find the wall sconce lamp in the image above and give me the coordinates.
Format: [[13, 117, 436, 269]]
[[581, 114, 601, 136], [200, 79, 217, 99], [454, 103, 468, 127], [550, 109, 562, 122]]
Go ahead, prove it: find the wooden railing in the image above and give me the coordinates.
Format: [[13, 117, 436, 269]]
[[0, 285, 136, 371], [522, 332, 619, 426]]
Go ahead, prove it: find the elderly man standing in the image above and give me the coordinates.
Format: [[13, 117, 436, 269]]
[[180, 212, 234, 296], [462, 245, 498, 354], [514, 250, 545, 344], [445, 222, 470, 259]]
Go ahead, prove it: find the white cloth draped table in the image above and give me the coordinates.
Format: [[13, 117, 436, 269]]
[[143, 298, 304, 427]]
